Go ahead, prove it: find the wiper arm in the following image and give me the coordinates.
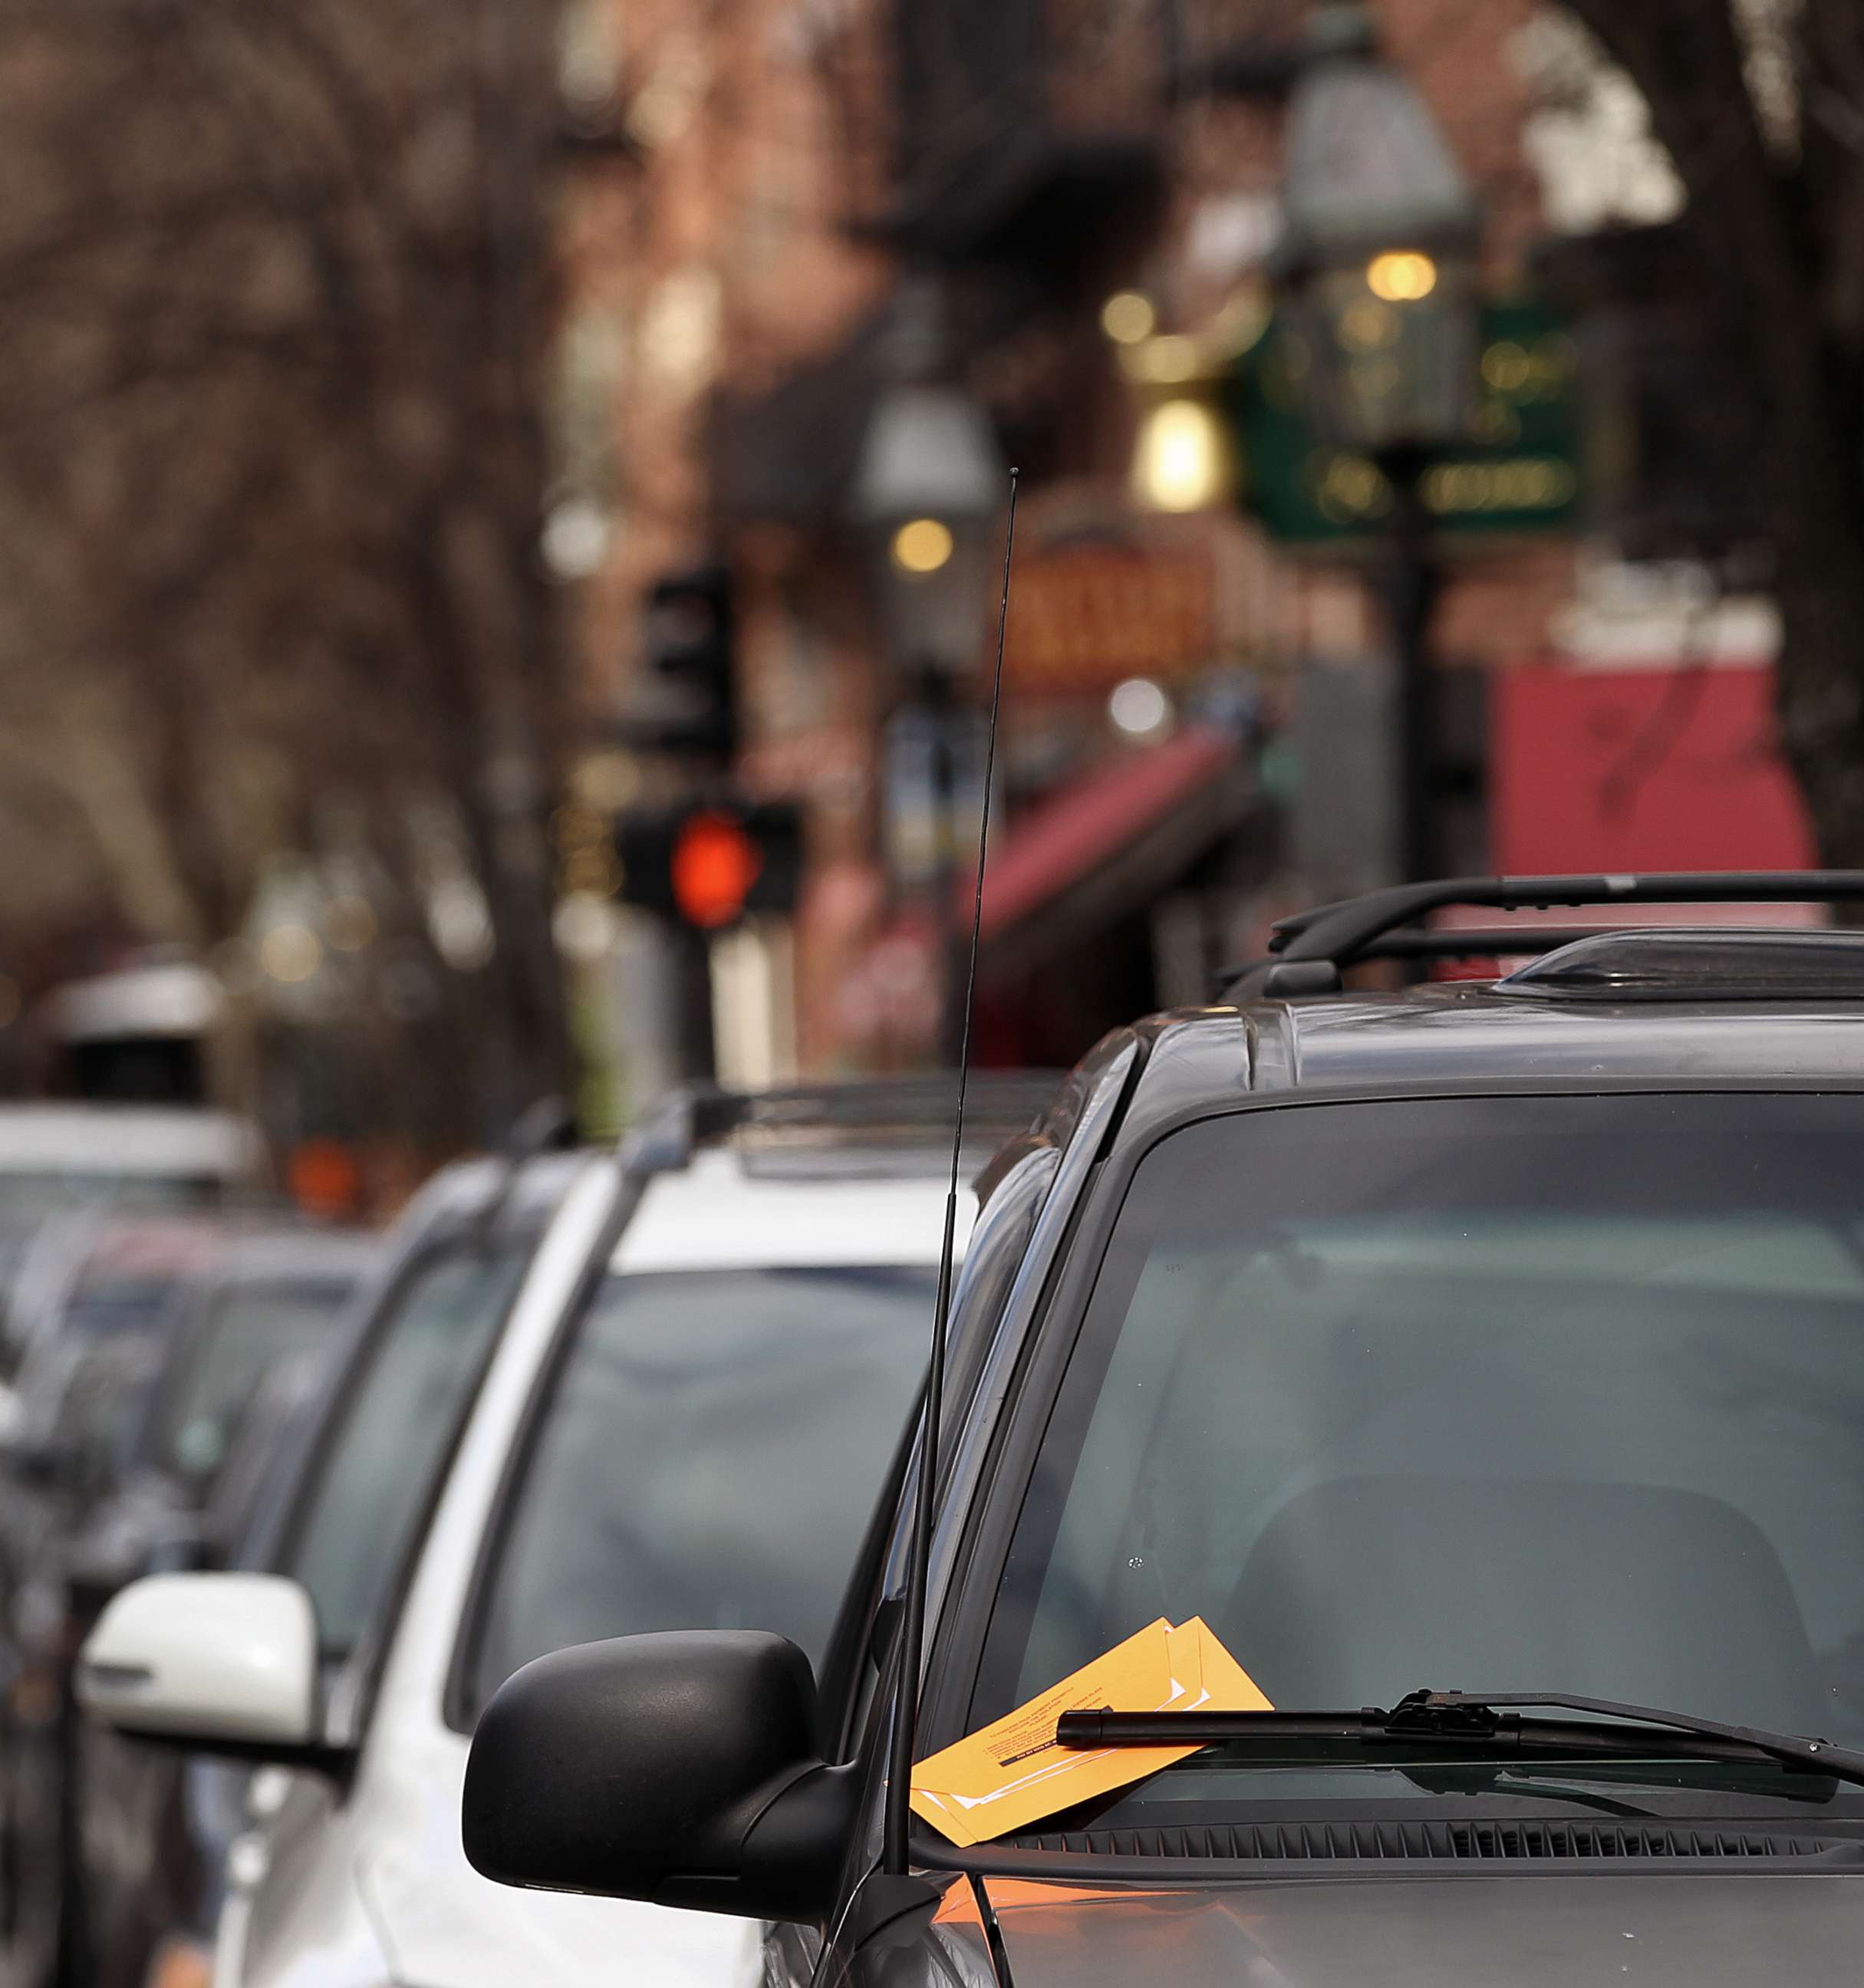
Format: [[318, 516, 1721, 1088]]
[[1056, 1688, 1864, 1791]]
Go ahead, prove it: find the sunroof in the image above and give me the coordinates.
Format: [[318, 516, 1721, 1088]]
[[1497, 927, 1864, 1001]]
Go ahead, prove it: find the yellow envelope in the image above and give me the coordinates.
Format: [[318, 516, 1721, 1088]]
[[910, 1617, 1270, 1847]]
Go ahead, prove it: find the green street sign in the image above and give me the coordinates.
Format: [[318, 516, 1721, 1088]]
[[1222, 302, 1581, 545]]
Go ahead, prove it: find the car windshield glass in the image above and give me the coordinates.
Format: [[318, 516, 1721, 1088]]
[[283, 1245, 529, 1661], [153, 1277, 358, 1484], [462, 1264, 937, 1721], [973, 1094, 1864, 1800]]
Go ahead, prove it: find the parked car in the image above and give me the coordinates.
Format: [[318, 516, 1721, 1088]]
[[0, 1105, 265, 1372], [3, 1223, 374, 1988], [59, 1113, 594, 1988], [0, 1333, 170, 1988], [73, 1362, 333, 1988], [78, 1077, 1056, 1988], [0, 1219, 222, 1690], [438, 879, 1864, 1988]]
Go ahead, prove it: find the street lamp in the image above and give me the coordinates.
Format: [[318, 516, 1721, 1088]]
[[1273, 1, 1481, 882], [851, 281, 1006, 682], [851, 278, 1006, 1056]]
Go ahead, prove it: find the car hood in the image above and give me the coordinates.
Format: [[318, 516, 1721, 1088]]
[[963, 1868, 1864, 1987]]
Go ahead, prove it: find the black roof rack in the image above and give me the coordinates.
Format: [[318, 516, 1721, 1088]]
[[1223, 871, 1864, 1000], [1218, 925, 1612, 984], [470, 1094, 579, 1238], [623, 1073, 1062, 1176]]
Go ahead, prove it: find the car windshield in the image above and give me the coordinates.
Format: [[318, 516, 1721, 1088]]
[[281, 1245, 529, 1661], [971, 1093, 1864, 1809], [461, 1264, 937, 1721], [152, 1276, 359, 1484]]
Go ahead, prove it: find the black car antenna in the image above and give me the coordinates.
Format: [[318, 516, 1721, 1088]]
[[881, 468, 1019, 1878]]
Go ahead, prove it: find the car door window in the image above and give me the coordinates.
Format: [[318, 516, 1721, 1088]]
[[153, 1278, 360, 1486], [457, 1264, 939, 1725], [282, 1246, 529, 1660]]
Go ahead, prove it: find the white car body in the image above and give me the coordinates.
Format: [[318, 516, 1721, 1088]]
[[216, 1144, 976, 1988]]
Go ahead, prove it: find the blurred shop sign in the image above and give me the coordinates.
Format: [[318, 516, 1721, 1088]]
[[1225, 302, 1580, 546], [883, 702, 990, 890], [1493, 663, 1813, 874], [1003, 541, 1216, 691]]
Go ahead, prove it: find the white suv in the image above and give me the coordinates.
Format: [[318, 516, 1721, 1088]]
[[77, 1080, 1052, 1988]]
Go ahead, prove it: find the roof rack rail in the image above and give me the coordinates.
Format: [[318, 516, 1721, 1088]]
[[619, 1073, 1062, 1176], [470, 1094, 579, 1238], [1223, 871, 1864, 1001], [1217, 925, 1613, 986]]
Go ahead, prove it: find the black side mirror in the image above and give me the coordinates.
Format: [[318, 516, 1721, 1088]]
[[463, 1631, 857, 1926]]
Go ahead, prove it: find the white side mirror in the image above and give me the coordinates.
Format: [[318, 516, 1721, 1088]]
[[77, 1573, 318, 1750], [0, 1380, 23, 1451]]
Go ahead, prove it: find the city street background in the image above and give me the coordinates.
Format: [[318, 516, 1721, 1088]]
[[0, 0, 1850, 1207]]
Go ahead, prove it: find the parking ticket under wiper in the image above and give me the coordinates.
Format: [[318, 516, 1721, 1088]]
[[1056, 1687, 1864, 1791], [911, 1618, 1273, 1845]]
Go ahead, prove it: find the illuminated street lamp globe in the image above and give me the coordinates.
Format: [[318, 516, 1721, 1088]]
[[851, 279, 1006, 680], [1273, 2, 1481, 457]]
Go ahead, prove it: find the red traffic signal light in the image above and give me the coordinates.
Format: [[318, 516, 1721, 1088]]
[[615, 799, 802, 932], [670, 811, 764, 929]]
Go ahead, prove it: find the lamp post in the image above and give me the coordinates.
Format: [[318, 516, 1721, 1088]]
[[1273, 2, 1480, 884], [851, 278, 1006, 1057]]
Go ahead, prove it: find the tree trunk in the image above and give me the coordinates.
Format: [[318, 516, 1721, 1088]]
[[1556, 0, 1864, 864]]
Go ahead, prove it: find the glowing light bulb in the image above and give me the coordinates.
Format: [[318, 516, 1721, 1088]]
[[890, 518, 954, 574], [1101, 291, 1157, 344], [1366, 251, 1438, 302]]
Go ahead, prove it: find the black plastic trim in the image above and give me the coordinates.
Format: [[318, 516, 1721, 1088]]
[[924, 1839, 1864, 1885], [914, 1039, 1147, 1759]]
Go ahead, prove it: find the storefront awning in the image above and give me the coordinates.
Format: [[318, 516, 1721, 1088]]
[[969, 727, 1256, 975]]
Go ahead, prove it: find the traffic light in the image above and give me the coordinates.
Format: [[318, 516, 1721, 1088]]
[[616, 800, 802, 932], [627, 565, 736, 762]]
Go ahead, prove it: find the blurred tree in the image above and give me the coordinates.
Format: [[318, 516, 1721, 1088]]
[[1549, 0, 1864, 862], [0, 0, 570, 1137]]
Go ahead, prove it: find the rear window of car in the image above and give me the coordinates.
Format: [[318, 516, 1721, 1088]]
[[61, 1272, 189, 1341], [456, 1264, 937, 1723], [282, 1246, 531, 1661], [152, 1276, 360, 1484]]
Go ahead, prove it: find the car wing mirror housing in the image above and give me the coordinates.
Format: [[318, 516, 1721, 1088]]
[[463, 1630, 858, 1926], [76, 1573, 326, 1763]]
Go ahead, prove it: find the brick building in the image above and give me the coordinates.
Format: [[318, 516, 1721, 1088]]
[[547, 0, 1764, 1099]]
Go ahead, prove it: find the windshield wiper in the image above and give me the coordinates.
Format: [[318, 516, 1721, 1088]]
[[1056, 1689, 1864, 1791]]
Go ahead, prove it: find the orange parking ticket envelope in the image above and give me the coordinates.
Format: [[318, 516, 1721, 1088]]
[[909, 1618, 1271, 1847], [1177, 1617, 1273, 1716]]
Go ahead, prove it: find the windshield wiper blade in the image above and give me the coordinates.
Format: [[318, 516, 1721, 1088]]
[[1055, 1689, 1864, 1791]]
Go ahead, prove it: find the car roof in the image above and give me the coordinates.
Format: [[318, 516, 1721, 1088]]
[[397, 1075, 1061, 1268], [624, 1074, 1060, 1173], [613, 1147, 973, 1273], [0, 1104, 263, 1177], [1115, 976, 1864, 1137], [403, 1148, 594, 1229]]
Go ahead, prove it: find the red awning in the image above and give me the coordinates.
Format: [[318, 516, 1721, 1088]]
[[966, 728, 1252, 959]]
